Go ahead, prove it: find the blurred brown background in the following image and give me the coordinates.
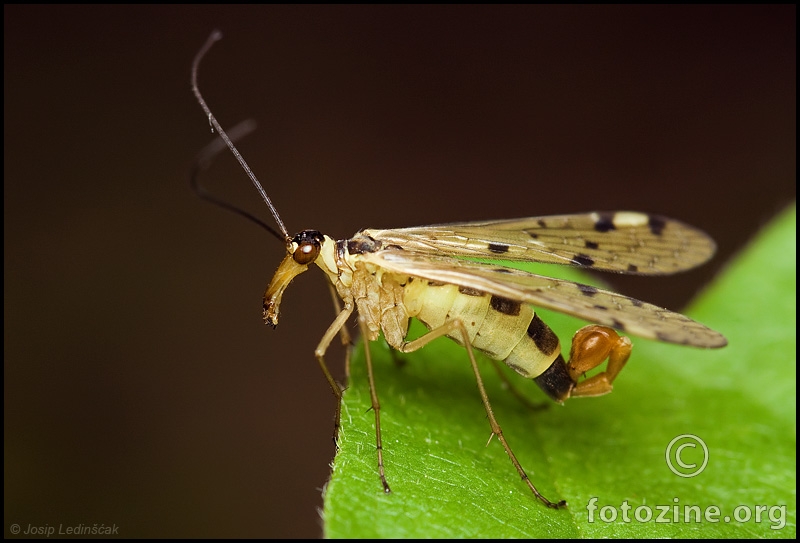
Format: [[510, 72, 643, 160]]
[[4, 5, 795, 539]]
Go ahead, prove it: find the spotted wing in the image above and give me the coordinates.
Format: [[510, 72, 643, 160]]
[[362, 249, 727, 348], [363, 212, 716, 275]]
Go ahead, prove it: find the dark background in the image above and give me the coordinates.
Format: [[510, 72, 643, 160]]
[[4, 5, 795, 539]]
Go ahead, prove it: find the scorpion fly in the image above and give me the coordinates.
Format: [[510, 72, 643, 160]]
[[191, 31, 727, 509]]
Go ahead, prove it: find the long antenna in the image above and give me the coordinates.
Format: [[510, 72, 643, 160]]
[[190, 119, 285, 241], [191, 30, 290, 241]]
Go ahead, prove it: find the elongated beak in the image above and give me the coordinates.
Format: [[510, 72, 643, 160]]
[[263, 254, 309, 327]]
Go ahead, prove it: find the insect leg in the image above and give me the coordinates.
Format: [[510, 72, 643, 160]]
[[357, 315, 391, 493], [566, 325, 632, 398], [487, 358, 548, 412], [315, 302, 355, 445], [325, 281, 353, 378], [399, 319, 566, 509]]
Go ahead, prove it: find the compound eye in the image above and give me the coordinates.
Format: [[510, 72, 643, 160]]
[[293, 239, 320, 265]]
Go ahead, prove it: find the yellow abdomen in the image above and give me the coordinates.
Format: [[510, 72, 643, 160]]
[[403, 278, 562, 379]]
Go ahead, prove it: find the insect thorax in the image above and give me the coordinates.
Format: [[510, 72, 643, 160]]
[[323, 241, 407, 347]]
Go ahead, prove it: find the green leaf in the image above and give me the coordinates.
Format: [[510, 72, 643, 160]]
[[323, 205, 796, 538]]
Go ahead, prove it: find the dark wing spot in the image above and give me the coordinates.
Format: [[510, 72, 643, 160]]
[[490, 296, 521, 316], [537, 219, 547, 228], [648, 215, 667, 236], [528, 232, 539, 239], [458, 286, 485, 297], [594, 213, 616, 232], [631, 298, 644, 308], [593, 305, 609, 311], [627, 264, 639, 273], [578, 284, 599, 297], [488, 243, 510, 254], [427, 281, 446, 287], [573, 253, 595, 267], [656, 332, 672, 342], [526, 314, 560, 356], [585, 240, 599, 250], [612, 319, 626, 331], [493, 268, 513, 273]]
